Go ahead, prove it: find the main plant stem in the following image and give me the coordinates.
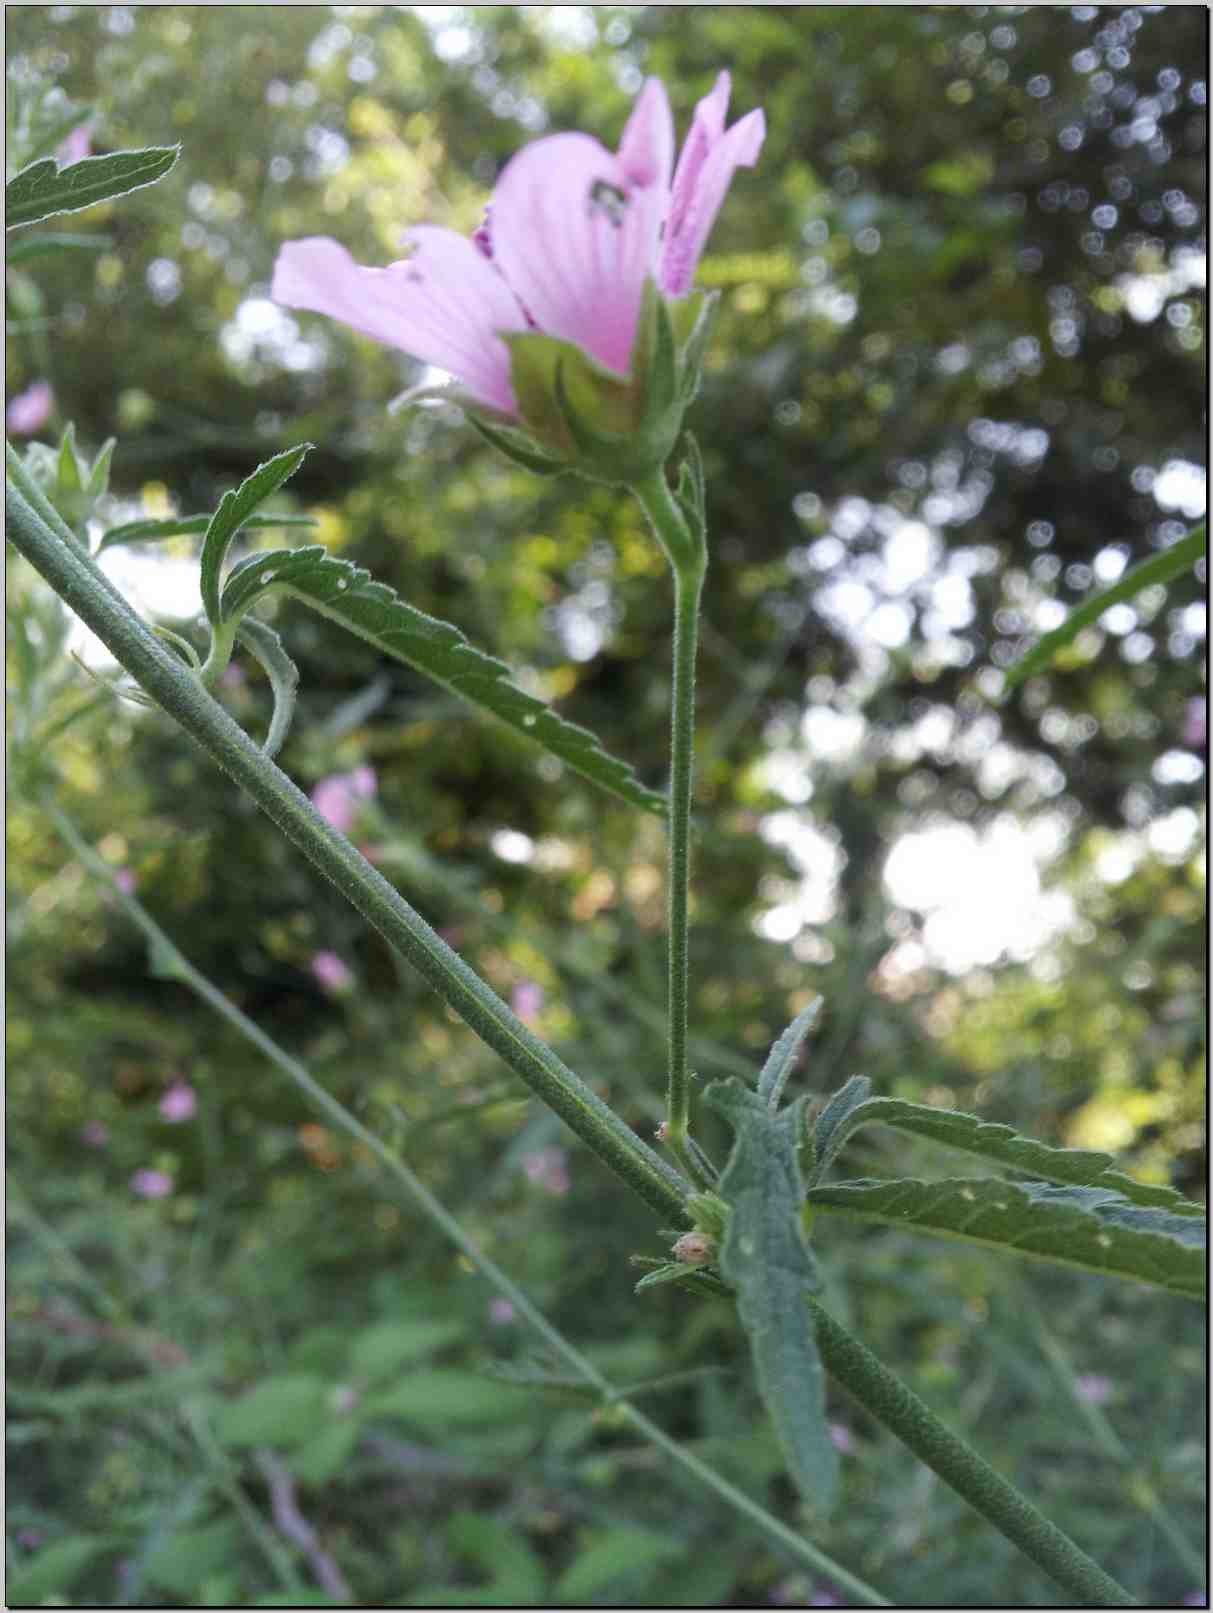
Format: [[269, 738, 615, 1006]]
[[632, 469, 707, 1174], [808, 1298, 1136, 1606], [6, 481, 687, 1225]]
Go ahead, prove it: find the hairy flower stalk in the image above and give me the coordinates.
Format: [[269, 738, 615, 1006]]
[[274, 71, 764, 1161]]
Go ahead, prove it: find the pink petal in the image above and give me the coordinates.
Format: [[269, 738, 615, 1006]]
[[661, 77, 765, 296], [6, 380, 54, 436], [616, 77, 675, 192], [491, 133, 664, 376], [666, 73, 733, 248], [272, 232, 526, 413]]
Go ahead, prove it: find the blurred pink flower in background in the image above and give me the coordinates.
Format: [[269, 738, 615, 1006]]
[[310, 766, 377, 834], [828, 1422, 854, 1454], [273, 71, 763, 413], [1074, 1373, 1113, 1406], [488, 1298, 517, 1325], [114, 868, 137, 895], [510, 981, 545, 1023], [80, 1121, 109, 1148], [522, 1146, 570, 1196], [1182, 696, 1206, 750], [6, 380, 54, 436], [57, 123, 92, 164], [311, 950, 354, 993], [159, 1081, 197, 1123], [130, 1168, 173, 1199]]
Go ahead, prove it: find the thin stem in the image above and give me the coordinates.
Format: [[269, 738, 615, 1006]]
[[632, 470, 707, 1165], [7, 481, 687, 1225], [48, 804, 888, 1609], [1016, 1285, 1206, 1585], [807, 1298, 1137, 1607]]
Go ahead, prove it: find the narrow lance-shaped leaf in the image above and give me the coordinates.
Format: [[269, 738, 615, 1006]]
[[216, 545, 667, 818], [809, 1085, 1205, 1214], [198, 445, 312, 624], [756, 997, 823, 1109], [97, 511, 315, 554], [808, 1176, 1205, 1301], [6, 145, 180, 230], [1002, 522, 1206, 693], [706, 1079, 839, 1511]]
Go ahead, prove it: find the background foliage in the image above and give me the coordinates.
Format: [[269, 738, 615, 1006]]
[[6, 5, 1206, 1606]]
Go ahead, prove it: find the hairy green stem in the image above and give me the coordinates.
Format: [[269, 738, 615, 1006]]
[[632, 470, 707, 1170], [807, 1298, 1136, 1606], [48, 804, 888, 1608], [6, 480, 687, 1223]]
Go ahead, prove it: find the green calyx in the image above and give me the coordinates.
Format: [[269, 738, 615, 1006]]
[[471, 280, 717, 487], [16, 421, 115, 539]]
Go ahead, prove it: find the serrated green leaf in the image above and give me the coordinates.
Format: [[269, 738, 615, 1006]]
[[6, 1534, 113, 1604], [810, 1074, 873, 1182], [97, 511, 316, 553], [217, 545, 666, 817], [808, 1088, 1204, 1214], [705, 1079, 838, 1512], [347, 1318, 463, 1382], [213, 1373, 329, 1449], [808, 1176, 1206, 1300], [5, 230, 111, 264], [555, 1527, 680, 1603], [6, 145, 179, 230], [199, 446, 312, 624], [756, 997, 823, 1108], [1002, 522, 1206, 692]]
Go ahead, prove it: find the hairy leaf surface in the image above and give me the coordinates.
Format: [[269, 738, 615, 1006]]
[[809, 1084, 1203, 1214], [199, 446, 312, 624], [756, 997, 823, 1109], [218, 546, 667, 816], [707, 1079, 838, 1511], [6, 145, 179, 229], [97, 511, 315, 554], [808, 1176, 1205, 1299]]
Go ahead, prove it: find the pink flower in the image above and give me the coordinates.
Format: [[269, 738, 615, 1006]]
[[311, 950, 354, 993], [1182, 696, 1206, 750], [510, 982, 545, 1023], [158, 1081, 197, 1123], [6, 380, 54, 436], [57, 123, 93, 165], [1074, 1373, 1113, 1406], [81, 1121, 109, 1148], [488, 1298, 517, 1326], [310, 766, 377, 834], [521, 1146, 571, 1196], [130, 1168, 173, 1199], [272, 73, 764, 414], [114, 868, 137, 895]]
